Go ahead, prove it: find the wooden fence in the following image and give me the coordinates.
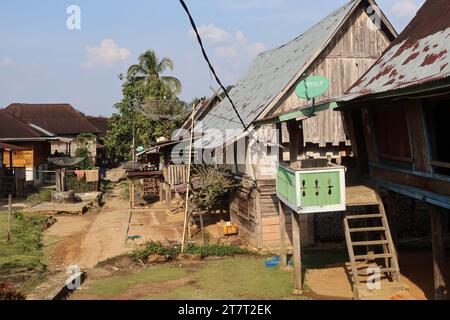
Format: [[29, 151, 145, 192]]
[[164, 165, 188, 186]]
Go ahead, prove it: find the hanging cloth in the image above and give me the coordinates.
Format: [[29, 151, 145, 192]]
[[85, 170, 99, 182], [74, 170, 85, 181]]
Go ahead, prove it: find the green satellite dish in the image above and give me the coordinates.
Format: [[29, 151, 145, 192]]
[[136, 146, 145, 153], [295, 76, 330, 100]]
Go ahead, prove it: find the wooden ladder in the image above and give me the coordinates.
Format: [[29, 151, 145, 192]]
[[343, 191, 405, 299]]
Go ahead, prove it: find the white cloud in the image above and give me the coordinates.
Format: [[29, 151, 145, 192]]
[[391, 0, 422, 19], [81, 39, 130, 68], [189, 24, 266, 62], [216, 46, 239, 59], [215, 30, 266, 60], [0, 57, 16, 68], [189, 24, 231, 44]]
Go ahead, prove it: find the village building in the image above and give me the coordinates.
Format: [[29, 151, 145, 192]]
[[0, 104, 100, 186], [192, 0, 397, 250], [338, 0, 450, 299]]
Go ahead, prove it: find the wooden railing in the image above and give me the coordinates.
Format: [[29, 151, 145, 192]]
[[164, 165, 188, 186]]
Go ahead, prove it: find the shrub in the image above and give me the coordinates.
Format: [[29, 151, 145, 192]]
[[25, 189, 52, 207], [0, 283, 26, 300], [191, 165, 238, 211], [132, 241, 253, 262]]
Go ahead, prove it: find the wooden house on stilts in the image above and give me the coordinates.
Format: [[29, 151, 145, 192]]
[[339, 0, 450, 300], [193, 0, 397, 250]]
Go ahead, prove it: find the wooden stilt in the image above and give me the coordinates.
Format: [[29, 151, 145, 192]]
[[278, 200, 288, 267], [429, 204, 448, 300], [292, 212, 303, 295], [387, 191, 398, 245], [199, 211, 205, 245]]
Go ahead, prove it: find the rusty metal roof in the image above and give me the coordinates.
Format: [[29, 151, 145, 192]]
[[194, 0, 359, 140], [5, 103, 100, 135], [346, 0, 450, 99]]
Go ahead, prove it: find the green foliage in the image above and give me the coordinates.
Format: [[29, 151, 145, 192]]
[[105, 49, 188, 160], [25, 189, 52, 207], [131, 241, 252, 262], [191, 165, 239, 211], [0, 213, 47, 275], [75, 133, 95, 169], [0, 283, 26, 300]]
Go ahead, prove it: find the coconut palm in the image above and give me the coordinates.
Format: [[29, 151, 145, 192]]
[[127, 50, 182, 96]]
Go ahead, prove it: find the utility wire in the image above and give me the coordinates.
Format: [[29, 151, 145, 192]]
[[178, 0, 247, 131]]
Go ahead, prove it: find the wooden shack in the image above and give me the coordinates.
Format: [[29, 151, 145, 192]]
[[194, 0, 397, 250], [339, 0, 450, 300]]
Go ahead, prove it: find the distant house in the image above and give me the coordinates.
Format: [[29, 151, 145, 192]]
[[192, 0, 397, 249], [0, 104, 100, 185], [5, 103, 100, 163]]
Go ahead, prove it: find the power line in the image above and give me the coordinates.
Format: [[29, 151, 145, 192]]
[[178, 0, 247, 131]]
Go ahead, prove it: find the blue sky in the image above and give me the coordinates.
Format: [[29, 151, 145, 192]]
[[0, 0, 424, 116]]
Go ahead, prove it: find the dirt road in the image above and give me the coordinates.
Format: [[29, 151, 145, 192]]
[[45, 183, 182, 270]]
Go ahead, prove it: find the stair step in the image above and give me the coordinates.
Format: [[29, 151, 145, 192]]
[[350, 267, 397, 276], [355, 253, 392, 260], [349, 227, 386, 233], [346, 214, 383, 220], [352, 240, 389, 246]]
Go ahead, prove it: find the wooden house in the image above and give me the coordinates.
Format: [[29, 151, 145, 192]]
[[339, 0, 450, 299], [193, 0, 397, 250], [0, 142, 27, 197], [0, 104, 100, 185]]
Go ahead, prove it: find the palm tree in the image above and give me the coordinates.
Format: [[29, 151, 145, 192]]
[[127, 50, 182, 96]]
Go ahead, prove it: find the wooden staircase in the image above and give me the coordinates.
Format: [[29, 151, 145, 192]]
[[344, 189, 408, 300]]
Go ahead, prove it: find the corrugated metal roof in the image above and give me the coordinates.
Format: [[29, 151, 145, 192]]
[[5, 104, 100, 135], [346, 0, 450, 99], [194, 0, 358, 142]]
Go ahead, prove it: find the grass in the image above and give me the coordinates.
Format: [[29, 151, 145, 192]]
[[0, 212, 47, 280], [84, 266, 187, 298], [72, 257, 309, 300]]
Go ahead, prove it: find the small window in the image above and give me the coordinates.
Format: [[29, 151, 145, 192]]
[[426, 101, 450, 175], [374, 105, 412, 166]]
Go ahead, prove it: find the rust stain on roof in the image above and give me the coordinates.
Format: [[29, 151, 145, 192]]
[[346, 0, 450, 98]]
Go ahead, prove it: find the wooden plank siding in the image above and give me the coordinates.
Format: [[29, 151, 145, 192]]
[[2, 142, 49, 168], [271, 6, 391, 148], [230, 179, 312, 249], [231, 5, 394, 250]]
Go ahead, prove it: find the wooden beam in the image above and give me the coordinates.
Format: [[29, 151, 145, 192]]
[[287, 120, 300, 167], [429, 205, 448, 300], [278, 200, 287, 267], [292, 212, 303, 295], [387, 191, 398, 246]]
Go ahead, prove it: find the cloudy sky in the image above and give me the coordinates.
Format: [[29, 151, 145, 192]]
[[0, 0, 424, 116]]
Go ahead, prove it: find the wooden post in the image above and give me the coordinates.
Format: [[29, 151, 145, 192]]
[[7, 194, 12, 242], [166, 184, 172, 212], [181, 102, 196, 252], [279, 200, 288, 267], [199, 212, 205, 245], [292, 212, 303, 295], [287, 120, 303, 294], [429, 205, 448, 300], [387, 191, 398, 246]]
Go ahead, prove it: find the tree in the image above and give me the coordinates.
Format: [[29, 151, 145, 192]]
[[127, 50, 182, 97], [105, 50, 188, 161]]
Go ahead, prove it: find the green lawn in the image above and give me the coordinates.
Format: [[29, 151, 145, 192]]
[[72, 257, 312, 300], [0, 212, 47, 286]]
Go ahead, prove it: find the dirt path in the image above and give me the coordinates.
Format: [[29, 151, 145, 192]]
[[45, 182, 183, 270]]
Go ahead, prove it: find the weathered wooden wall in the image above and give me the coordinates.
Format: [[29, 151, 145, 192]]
[[272, 6, 392, 147], [230, 179, 312, 249]]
